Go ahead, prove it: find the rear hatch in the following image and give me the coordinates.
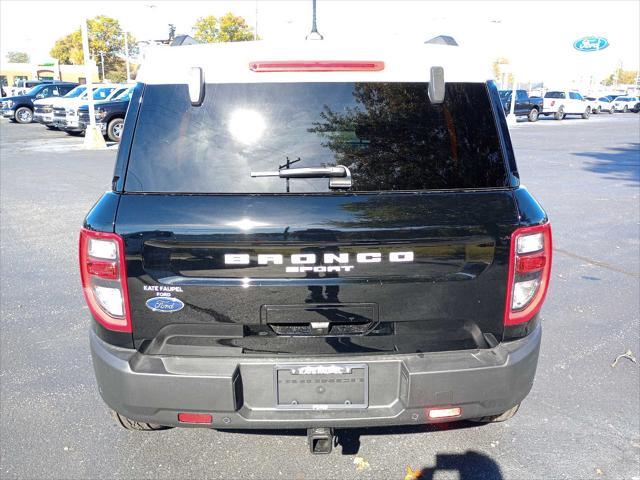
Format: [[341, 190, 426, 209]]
[[116, 80, 519, 356]]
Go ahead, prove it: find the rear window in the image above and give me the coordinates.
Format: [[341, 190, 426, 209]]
[[544, 91, 565, 99], [125, 82, 509, 193]]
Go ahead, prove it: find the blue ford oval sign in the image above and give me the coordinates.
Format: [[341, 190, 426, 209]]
[[573, 36, 609, 52], [146, 296, 185, 313]]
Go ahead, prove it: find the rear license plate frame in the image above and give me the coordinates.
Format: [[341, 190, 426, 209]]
[[274, 363, 368, 410]]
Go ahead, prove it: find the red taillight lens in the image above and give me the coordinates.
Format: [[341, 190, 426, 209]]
[[79, 228, 132, 333], [551, 100, 556, 106], [249, 60, 385, 72], [504, 223, 552, 326], [178, 413, 213, 424]]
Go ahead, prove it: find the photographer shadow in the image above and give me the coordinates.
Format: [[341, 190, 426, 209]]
[[407, 451, 503, 479]]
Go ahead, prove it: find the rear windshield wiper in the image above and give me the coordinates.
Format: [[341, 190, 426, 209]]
[[251, 162, 352, 190]]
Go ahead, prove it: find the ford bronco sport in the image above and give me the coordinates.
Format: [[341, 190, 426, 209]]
[[80, 41, 552, 454]]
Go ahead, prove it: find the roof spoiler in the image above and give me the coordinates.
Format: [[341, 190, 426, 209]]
[[425, 35, 458, 46]]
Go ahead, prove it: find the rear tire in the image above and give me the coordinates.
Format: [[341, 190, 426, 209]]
[[112, 410, 172, 431], [469, 404, 520, 423], [623, 105, 629, 113], [15, 106, 33, 124], [581, 107, 591, 119], [65, 130, 83, 136], [596, 106, 601, 114], [553, 107, 564, 120], [609, 107, 614, 114], [527, 108, 539, 122]]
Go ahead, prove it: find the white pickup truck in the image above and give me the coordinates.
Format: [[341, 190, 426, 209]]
[[542, 90, 592, 120]]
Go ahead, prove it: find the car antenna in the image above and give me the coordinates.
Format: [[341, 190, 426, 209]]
[[305, 0, 324, 40], [279, 157, 302, 193]]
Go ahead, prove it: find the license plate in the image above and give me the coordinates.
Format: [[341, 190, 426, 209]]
[[274, 364, 368, 410]]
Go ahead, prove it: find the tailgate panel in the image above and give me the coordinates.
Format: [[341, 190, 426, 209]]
[[116, 192, 518, 352]]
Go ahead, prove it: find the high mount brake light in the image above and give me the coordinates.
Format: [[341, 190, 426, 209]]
[[79, 228, 132, 333], [249, 60, 385, 72], [504, 223, 552, 326]]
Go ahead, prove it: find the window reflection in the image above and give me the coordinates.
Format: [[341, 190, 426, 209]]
[[228, 108, 266, 145], [126, 83, 508, 193]]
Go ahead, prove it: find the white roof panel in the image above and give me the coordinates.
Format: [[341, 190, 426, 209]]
[[136, 40, 492, 84]]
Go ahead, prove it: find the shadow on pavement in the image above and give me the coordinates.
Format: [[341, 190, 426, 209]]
[[221, 420, 486, 453], [575, 143, 640, 184], [412, 451, 503, 480], [219, 423, 504, 477]]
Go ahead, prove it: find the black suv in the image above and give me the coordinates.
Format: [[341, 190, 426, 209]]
[[80, 43, 552, 454], [1, 82, 77, 123]]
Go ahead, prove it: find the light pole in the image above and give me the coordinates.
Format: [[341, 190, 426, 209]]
[[82, 19, 106, 149], [124, 32, 131, 82], [98, 51, 105, 81]]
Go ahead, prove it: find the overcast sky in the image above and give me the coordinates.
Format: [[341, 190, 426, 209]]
[[1, 0, 638, 85]]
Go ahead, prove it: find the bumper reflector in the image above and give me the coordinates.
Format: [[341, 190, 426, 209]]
[[427, 407, 462, 419], [177, 413, 213, 424]]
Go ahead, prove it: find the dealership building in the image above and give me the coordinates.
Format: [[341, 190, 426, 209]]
[[1, 60, 99, 91]]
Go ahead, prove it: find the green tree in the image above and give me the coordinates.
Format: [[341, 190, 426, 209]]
[[491, 57, 513, 88], [6, 51, 30, 63], [49, 16, 137, 82], [602, 68, 639, 86], [192, 13, 256, 43]]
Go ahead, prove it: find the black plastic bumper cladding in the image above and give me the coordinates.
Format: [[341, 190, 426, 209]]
[[90, 325, 541, 428]]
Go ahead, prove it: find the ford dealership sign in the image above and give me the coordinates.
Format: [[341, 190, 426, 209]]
[[573, 36, 609, 52]]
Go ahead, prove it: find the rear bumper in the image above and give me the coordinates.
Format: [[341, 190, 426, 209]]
[[90, 326, 541, 429]]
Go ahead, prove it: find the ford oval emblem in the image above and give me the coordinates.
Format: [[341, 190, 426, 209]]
[[145, 296, 185, 313], [573, 36, 609, 52]]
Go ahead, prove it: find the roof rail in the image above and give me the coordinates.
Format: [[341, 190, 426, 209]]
[[425, 35, 458, 46]]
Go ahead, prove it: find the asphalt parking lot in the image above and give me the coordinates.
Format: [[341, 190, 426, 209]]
[[1, 114, 639, 479]]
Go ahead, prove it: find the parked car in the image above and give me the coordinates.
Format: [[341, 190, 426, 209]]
[[53, 84, 129, 133], [8, 79, 54, 97], [542, 90, 592, 120], [498, 89, 543, 121], [77, 87, 134, 142], [80, 41, 552, 453], [1, 82, 78, 123], [584, 96, 615, 114], [33, 85, 88, 129], [612, 96, 640, 113]]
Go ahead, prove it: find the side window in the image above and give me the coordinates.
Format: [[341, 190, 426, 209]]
[[36, 87, 50, 98], [60, 86, 73, 95], [516, 91, 527, 101], [111, 88, 126, 99], [569, 92, 581, 100], [0, 75, 7, 87], [51, 87, 60, 97]]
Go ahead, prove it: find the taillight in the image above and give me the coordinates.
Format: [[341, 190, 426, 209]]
[[550, 100, 555, 106], [504, 223, 552, 326], [79, 228, 132, 333], [249, 60, 385, 72]]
